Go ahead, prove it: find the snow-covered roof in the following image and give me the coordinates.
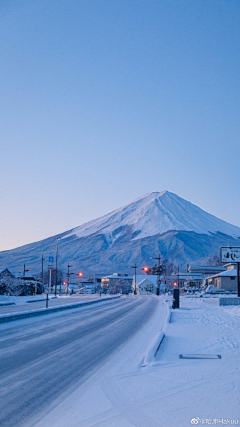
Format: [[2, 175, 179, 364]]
[[102, 274, 133, 280], [134, 275, 158, 286], [171, 272, 204, 280], [138, 278, 157, 288], [207, 269, 237, 279], [0, 268, 14, 278]]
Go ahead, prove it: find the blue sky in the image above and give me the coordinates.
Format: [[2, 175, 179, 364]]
[[0, 0, 240, 250]]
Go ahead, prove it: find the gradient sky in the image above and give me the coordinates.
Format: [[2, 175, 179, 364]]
[[0, 0, 240, 251]]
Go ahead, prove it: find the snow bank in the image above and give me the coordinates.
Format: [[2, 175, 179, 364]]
[[142, 300, 171, 366]]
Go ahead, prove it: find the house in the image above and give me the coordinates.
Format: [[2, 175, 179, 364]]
[[137, 278, 157, 295], [0, 268, 14, 279], [132, 275, 159, 295], [205, 265, 237, 292]]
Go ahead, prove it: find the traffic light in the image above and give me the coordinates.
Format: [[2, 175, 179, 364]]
[[141, 266, 150, 273], [78, 272, 83, 277], [173, 281, 178, 287]]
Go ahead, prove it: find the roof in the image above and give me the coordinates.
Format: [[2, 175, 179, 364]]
[[138, 278, 157, 288], [189, 265, 227, 274], [171, 272, 204, 280], [134, 275, 158, 286], [0, 268, 14, 278], [102, 274, 133, 280], [207, 269, 237, 279]]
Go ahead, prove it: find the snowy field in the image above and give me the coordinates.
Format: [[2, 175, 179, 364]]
[[34, 296, 240, 427]]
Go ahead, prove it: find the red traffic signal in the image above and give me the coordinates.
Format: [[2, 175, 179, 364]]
[[173, 282, 178, 287], [78, 272, 83, 277], [141, 266, 150, 273]]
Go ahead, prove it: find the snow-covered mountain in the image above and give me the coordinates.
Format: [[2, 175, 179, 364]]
[[1, 191, 240, 275], [63, 191, 240, 241]]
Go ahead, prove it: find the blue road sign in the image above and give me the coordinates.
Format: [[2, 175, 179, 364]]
[[49, 256, 54, 263]]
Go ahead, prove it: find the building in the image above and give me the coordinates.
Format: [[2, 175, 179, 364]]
[[101, 273, 133, 293], [171, 272, 204, 289], [205, 264, 237, 292], [132, 275, 160, 295], [188, 265, 227, 276]]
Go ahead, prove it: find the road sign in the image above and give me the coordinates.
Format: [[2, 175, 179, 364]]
[[49, 256, 54, 263], [220, 247, 240, 263]]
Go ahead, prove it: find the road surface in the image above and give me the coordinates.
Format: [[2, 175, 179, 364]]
[[0, 294, 107, 315], [0, 296, 159, 427]]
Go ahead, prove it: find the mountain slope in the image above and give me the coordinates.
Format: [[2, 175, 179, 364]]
[[62, 191, 240, 241], [1, 191, 240, 275]]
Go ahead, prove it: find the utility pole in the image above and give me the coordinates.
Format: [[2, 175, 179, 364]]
[[23, 264, 30, 277], [131, 265, 137, 295], [49, 267, 52, 294], [153, 254, 161, 295], [55, 237, 61, 296], [42, 255, 44, 285], [67, 263, 72, 295]]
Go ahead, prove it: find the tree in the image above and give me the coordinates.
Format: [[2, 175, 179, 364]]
[[110, 279, 132, 294]]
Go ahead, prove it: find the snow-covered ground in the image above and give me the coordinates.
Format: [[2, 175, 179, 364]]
[[35, 296, 240, 427], [0, 294, 56, 306]]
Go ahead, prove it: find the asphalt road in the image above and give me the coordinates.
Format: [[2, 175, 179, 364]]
[[0, 294, 106, 315], [0, 296, 158, 427]]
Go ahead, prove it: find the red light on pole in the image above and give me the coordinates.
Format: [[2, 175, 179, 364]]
[[141, 266, 150, 273], [173, 282, 178, 287], [78, 272, 83, 277]]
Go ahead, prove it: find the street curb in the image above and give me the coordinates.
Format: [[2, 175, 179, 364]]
[[0, 296, 121, 324], [142, 301, 171, 367]]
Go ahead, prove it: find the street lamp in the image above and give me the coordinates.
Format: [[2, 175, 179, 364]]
[[55, 237, 61, 296], [131, 265, 137, 295]]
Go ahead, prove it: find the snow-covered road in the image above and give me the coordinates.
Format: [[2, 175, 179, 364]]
[[0, 294, 108, 315], [0, 295, 161, 427]]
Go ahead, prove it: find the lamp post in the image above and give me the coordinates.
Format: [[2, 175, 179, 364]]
[[41, 255, 45, 290], [55, 237, 61, 296], [67, 263, 72, 295], [131, 265, 137, 295]]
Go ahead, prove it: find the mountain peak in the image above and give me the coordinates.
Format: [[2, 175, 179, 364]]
[[63, 191, 240, 241]]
